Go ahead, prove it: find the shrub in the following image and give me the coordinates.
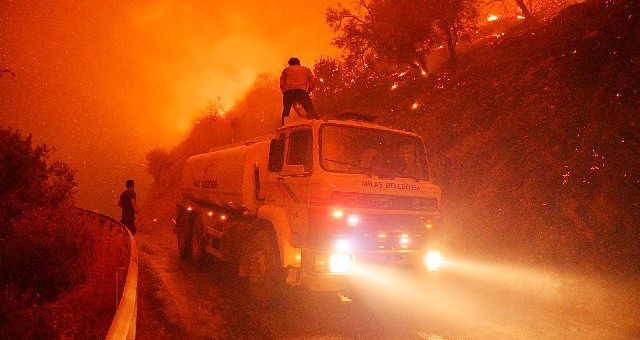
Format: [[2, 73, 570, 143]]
[[0, 127, 124, 337], [1, 207, 91, 302], [0, 207, 126, 338], [0, 127, 76, 231]]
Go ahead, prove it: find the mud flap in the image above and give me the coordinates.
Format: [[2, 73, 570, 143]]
[[285, 267, 300, 285]]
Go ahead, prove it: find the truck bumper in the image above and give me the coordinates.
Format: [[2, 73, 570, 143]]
[[296, 248, 441, 292]]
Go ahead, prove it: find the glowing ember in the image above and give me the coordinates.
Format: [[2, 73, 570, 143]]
[[487, 15, 499, 22], [517, 15, 526, 19], [421, 70, 427, 76], [562, 170, 571, 185], [391, 84, 398, 90], [411, 102, 419, 110]]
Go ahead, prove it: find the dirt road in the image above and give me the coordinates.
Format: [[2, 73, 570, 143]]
[[134, 221, 639, 339]]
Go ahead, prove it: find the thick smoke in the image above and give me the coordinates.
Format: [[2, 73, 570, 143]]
[[0, 0, 336, 215]]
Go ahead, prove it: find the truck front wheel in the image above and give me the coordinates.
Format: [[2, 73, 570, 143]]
[[191, 215, 206, 265], [243, 228, 285, 305], [176, 210, 191, 260]]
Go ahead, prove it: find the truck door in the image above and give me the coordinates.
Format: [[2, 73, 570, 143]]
[[282, 128, 313, 241]]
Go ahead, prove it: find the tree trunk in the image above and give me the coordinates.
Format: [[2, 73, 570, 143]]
[[445, 29, 457, 63], [514, 0, 533, 20]]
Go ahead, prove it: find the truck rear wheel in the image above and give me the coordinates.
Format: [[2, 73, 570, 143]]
[[191, 215, 206, 265], [176, 210, 191, 260], [243, 228, 285, 305]]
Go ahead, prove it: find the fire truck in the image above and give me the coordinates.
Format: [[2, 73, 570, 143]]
[[176, 118, 442, 303]]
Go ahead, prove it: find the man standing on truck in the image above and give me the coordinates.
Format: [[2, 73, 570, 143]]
[[280, 57, 316, 125], [118, 179, 139, 235]]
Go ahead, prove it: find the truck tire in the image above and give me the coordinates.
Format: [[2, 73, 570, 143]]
[[242, 228, 285, 305], [191, 214, 206, 265], [176, 210, 191, 260]]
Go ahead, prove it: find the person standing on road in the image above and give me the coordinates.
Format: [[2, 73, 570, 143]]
[[280, 57, 316, 125], [118, 179, 139, 235]]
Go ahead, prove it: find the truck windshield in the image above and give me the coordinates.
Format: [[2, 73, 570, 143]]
[[319, 124, 430, 180]]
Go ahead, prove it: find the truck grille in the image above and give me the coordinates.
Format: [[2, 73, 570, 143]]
[[340, 214, 428, 251], [331, 192, 438, 211]]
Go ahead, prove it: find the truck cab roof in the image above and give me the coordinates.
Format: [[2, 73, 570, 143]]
[[278, 118, 420, 139]]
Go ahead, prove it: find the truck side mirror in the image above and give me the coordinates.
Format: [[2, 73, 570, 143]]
[[269, 138, 285, 172], [280, 164, 306, 177]]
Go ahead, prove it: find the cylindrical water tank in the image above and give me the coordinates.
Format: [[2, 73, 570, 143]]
[[180, 140, 271, 213]]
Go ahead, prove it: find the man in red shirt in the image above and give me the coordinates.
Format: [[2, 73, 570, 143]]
[[118, 179, 139, 235], [280, 57, 317, 125]]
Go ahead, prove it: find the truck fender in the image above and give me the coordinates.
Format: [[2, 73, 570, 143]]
[[257, 205, 301, 268]]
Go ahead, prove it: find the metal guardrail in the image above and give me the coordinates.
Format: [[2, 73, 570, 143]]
[[79, 210, 138, 340]]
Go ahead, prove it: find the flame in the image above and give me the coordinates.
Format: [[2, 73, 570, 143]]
[[487, 14, 499, 22]]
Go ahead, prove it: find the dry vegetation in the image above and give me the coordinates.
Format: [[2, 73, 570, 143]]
[[0, 128, 129, 338]]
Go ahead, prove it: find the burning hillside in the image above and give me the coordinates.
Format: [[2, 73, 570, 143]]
[[145, 0, 639, 274]]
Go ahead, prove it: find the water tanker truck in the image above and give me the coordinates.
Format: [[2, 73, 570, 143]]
[[176, 118, 443, 303]]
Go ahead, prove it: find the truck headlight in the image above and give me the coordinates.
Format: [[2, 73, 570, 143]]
[[346, 214, 359, 226], [313, 253, 355, 274], [425, 251, 442, 271], [329, 253, 354, 273]]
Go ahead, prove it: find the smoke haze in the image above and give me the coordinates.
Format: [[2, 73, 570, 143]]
[[1, 0, 337, 215]]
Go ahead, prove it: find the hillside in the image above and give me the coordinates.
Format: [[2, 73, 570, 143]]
[[381, 0, 639, 272], [144, 0, 639, 274]]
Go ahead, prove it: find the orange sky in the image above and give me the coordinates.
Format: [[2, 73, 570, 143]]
[[0, 0, 337, 215]]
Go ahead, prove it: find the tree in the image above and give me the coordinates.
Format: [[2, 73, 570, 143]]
[[327, 0, 478, 72], [199, 97, 227, 121], [0, 127, 76, 229], [327, 0, 435, 73], [312, 57, 344, 101], [435, 0, 478, 61], [145, 148, 172, 184]]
